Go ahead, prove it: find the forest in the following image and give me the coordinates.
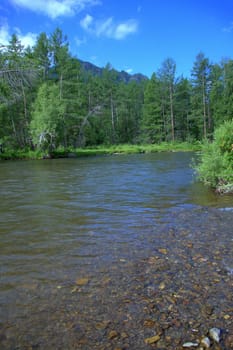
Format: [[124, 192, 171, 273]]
[[0, 28, 233, 192], [0, 27, 233, 154]]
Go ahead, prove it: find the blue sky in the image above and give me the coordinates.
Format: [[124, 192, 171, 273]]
[[1, 0, 233, 78]]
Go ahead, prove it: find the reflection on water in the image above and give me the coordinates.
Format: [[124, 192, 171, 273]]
[[0, 153, 232, 348]]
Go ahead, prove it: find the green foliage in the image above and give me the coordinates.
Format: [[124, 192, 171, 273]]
[[214, 119, 233, 154], [0, 142, 201, 160], [196, 119, 233, 189], [141, 73, 163, 143], [191, 52, 212, 139], [1, 27, 233, 160], [0, 148, 43, 160], [30, 82, 65, 150], [174, 78, 192, 140]]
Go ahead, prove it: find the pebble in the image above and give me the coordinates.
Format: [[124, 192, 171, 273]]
[[225, 334, 233, 348], [75, 277, 89, 286], [108, 330, 118, 340], [182, 342, 199, 348], [200, 336, 210, 348], [2, 208, 232, 350], [209, 327, 221, 343], [144, 334, 161, 344]]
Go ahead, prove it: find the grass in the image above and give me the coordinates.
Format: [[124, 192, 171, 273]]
[[0, 149, 43, 160], [50, 142, 202, 158], [0, 141, 202, 161]]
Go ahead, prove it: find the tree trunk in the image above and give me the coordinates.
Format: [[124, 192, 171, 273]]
[[169, 84, 175, 141], [110, 92, 115, 144], [202, 77, 207, 138], [59, 74, 63, 100]]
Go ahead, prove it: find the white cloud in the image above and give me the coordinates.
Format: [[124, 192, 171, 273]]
[[0, 22, 37, 48], [96, 17, 114, 37], [80, 15, 138, 40], [114, 20, 138, 39], [0, 22, 10, 46], [10, 0, 101, 19], [80, 14, 93, 30], [14, 27, 37, 47]]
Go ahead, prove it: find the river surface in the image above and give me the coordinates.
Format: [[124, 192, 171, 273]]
[[0, 152, 232, 349]]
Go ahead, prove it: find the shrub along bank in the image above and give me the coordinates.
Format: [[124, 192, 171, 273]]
[[195, 120, 233, 193]]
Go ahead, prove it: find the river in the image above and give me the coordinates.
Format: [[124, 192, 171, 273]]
[[0, 153, 232, 349]]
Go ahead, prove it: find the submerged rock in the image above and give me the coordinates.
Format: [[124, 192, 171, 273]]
[[75, 277, 89, 286], [225, 334, 233, 348], [200, 336, 210, 348], [144, 334, 160, 344], [182, 341, 199, 348], [108, 330, 118, 340], [209, 328, 221, 343]]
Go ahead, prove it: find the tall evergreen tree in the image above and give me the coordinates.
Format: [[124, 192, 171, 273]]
[[191, 52, 212, 139], [209, 62, 225, 129], [175, 77, 192, 141], [33, 32, 50, 80], [158, 58, 177, 141], [101, 64, 118, 144], [141, 73, 163, 143], [223, 59, 233, 121]]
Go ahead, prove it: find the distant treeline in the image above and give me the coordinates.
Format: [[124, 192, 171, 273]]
[[0, 27, 233, 152]]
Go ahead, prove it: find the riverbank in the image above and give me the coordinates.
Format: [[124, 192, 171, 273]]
[[0, 142, 201, 160], [216, 183, 233, 195]]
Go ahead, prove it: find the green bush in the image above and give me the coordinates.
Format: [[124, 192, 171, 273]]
[[196, 119, 233, 190], [214, 119, 233, 154]]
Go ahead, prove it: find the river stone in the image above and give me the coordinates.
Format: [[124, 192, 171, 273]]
[[75, 277, 89, 286], [225, 334, 233, 348], [182, 342, 199, 348], [108, 330, 118, 339], [144, 334, 160, 344], [158, 248, 168, 255], [209, 328, 221, 343], [200, 337, 210, 348], [143, 319, 156, 328]]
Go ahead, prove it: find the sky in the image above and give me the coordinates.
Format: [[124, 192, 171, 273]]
[[1, 0, 233, 78]]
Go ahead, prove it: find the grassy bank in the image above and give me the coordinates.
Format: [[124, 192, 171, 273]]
[[0, 142, 201, 160]]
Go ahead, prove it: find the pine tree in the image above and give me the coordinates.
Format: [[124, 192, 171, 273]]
[[191, 52, 212, 139], [141, 73, 163, 143], [175, 77, 192, 141], [33, 32, 50, 80], [158, 58, 177, 141]]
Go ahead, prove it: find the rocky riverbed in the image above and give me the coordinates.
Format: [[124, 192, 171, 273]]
[[0, 207, 232, 349]]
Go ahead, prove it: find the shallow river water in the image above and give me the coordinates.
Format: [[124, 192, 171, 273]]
[[0, 153, 232, 349]]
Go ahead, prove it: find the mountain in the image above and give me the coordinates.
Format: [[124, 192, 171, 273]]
[[78, 60, 148, 83]]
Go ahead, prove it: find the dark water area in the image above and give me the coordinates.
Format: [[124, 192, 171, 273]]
[[0, 153, 232, 349]]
